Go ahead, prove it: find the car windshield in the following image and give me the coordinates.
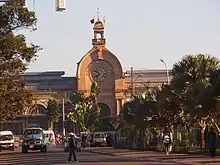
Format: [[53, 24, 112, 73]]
[[24, 129, 42, 136], [0, 135, 13, 141], [94, 134, 105, 138]]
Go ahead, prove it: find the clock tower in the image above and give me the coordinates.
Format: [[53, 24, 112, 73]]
[[76, 15, 126, 117]]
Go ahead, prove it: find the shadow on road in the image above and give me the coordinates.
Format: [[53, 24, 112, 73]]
[[145, 154, 205, 159], [194, 160, 220, 164]]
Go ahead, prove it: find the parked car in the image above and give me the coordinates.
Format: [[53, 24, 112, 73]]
[[91, 132, 107, 147], [0, 130, 15, 152]]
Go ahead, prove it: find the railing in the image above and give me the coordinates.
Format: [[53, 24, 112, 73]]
[[92, 39, 106, 45]]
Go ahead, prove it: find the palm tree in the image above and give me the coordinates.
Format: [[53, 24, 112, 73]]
[[171, 54, 220, 148], [171, 54, 219, 91], [119, 88, 161, 149], [156, 84, 185, 128], [67, 82, 101, 131]]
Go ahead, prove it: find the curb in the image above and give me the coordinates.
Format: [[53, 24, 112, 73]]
[[83, 149, 195, 165], [83, 149, 118, 156], [83, 149, 159, 161]]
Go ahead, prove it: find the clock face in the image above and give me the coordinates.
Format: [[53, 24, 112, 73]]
[[92, 67, 107, 82]]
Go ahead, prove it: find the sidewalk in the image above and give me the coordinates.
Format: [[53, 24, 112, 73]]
[[83, 147, 220, 165]]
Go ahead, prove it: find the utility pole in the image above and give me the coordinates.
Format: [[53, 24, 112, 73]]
[[130, 67, 134, 97], [62, 91, 66, 136], [160, 59, 169, 84]]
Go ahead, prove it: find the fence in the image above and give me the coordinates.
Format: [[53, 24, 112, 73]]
[[114, 127, 220, 152]]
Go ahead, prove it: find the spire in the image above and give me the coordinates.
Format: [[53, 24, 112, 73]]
[[92, 8, 106, 47], [97, 8, 100, 21]]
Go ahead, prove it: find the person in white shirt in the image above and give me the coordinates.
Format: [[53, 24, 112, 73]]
[[67, 133, 78, 163], [163, 129, 172, 155]]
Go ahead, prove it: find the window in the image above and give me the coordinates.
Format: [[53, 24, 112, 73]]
[[0, 135, 13, 141], [24, 129, 43, 136], [94, 134, 105, 138]]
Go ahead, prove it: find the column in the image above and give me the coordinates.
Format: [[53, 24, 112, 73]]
[[116, 99, 120, 116], [116, 99, 123, 116], [119, 99, 122, 113], [98, 48, 102, 59], [121, 99, 125, 107]]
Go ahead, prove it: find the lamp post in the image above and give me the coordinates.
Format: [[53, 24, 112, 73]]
[[125, 67, 143, 98], [130, 67, 134, 97], [133, 73, 143, 95], [62, 91, 66, 136], [160, 59, 170, 84]]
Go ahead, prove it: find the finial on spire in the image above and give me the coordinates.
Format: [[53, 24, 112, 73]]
[[33, 0, 36, 11], [97, 8, 100, 20]]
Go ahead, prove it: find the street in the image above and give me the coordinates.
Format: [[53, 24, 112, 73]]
[[0, 148, 181, 165], [1, 147, 220, 165]]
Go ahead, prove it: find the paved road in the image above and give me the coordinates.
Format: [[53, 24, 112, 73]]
[[83, 147, 220, 165], [0, 150, 181, 165]]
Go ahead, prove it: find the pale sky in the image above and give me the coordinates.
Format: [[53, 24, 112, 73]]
[[24, 0, 220, 76]]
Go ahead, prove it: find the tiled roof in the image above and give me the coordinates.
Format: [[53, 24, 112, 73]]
[[124, 69, 171, 74], [24, 71, 65, 76], [26, 77, 77, 91]]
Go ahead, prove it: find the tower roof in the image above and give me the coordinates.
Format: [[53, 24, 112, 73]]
[[93, 20, 104, 29]]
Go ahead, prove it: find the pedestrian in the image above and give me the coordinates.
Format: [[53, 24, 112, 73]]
[[49, 134, 53, 145], [163, 128, 172, 155], [82, 134, 87, 148], [67, 133, 78, 163], [208, 126, 217, 158]]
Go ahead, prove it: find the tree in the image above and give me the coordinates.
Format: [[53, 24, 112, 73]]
[[171, 54, 220, 148], [0, 0, 41, 122], [120, 88, 161, 148], [155, 84, 187, 129], [68, 82, 101, 131], [95, 116, 115, 131], [46, 99, 60, 130]]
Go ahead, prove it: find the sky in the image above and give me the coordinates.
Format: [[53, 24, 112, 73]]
[[23, 0, 220, 76]]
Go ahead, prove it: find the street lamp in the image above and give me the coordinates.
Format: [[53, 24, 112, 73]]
[[133, 73, 143, 95], [125, 71, 143, 97], [160, 59, 170, 84], [134, 73, 143, 80], [62, 91, 66, 136]]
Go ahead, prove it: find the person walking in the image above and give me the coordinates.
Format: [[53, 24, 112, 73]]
[[208, 126, 217, 158], [163, 128, 172, 155], [67, 133, 78, 163]]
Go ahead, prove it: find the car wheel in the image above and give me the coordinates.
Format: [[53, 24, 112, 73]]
[[44, 146, 47, 153], [41, 146, 47, 153], [22, 147, 28, 153], [10, 146, 15, 151]]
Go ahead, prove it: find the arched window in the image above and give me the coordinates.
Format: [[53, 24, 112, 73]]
[[31, 104, 47, 115], [96, 33, 102, 42], [98, 103, 111, 118], [37, 105, 47, 115]]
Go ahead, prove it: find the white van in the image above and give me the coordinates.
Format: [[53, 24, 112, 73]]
[[0, 131, 15, 152], [91, 132, 107, 147], [43, 130, 55, 145]]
